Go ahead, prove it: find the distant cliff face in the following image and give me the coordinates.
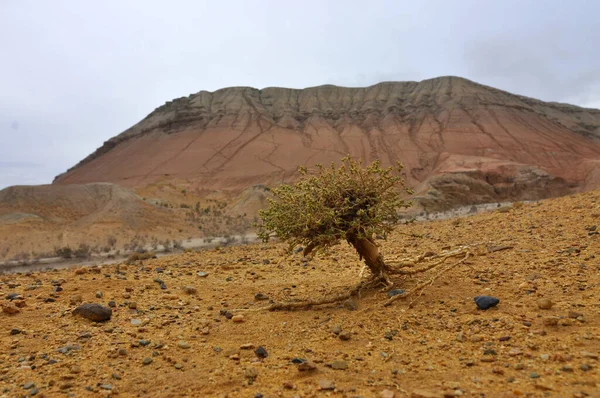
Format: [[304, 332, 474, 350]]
[[54, 76, 600, 209]]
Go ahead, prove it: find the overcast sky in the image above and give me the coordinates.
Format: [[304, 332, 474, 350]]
[[1, 0, 599, 189]]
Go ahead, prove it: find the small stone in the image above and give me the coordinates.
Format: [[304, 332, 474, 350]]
[[529, 372, 540, 379], [297, 361, 317, 371], [254, 346, 268, 359], [197, 271, 209, 278], [2, 303, 20, 315], [69, 294, 83, 305], [568, 311, 583, 319], [474, 296, 499, 310], [536, 298, 553, 310], [139, 339, 151, 346], [318, 379, 335, 390], [23, 382, 35, 390], [128, 302, 137, 309], [579, 364, 592, 371], [331, 360, 348, 370], [142, 357, 153, 365], [10, 328, 22, 335], [332, 325, 342, 335], [174, 363, 183, 369], [380, 389, 396, 398], [339, 330, 352, 341], [99, 384, 112, 390], [72, 303, 112, 322], [283, 381, 294, 389], [580, 351, 598, 359], [6, 292, 21, 300], [131, 319, 142, 326], [244, 367, 258, 380], [543, 317, 559, 326], [387, 289, 405, 297], [96, 291, 103, 298], [254, 293, 269, 301], [177, 341, 191, 349], [75, 268, 87, 275], [232, 314, 245, 323], [108, 301, 116, 308], [183, 286, 197, 295]]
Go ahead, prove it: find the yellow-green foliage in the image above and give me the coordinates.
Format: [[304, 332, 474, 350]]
[[257, 156, 412, 253]]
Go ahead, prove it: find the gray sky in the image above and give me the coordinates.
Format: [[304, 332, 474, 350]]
[[1, 0, 599, 189]]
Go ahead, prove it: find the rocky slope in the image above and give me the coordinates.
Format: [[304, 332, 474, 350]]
[[54, 76, 600, 211], [0, 183, 184, 260], [1, 189, 599, 397]]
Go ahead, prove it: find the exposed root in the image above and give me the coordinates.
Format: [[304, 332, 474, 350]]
[[239, 242, 506, 312], [384, 251, 471, 307], [241, 275, 385, 312]]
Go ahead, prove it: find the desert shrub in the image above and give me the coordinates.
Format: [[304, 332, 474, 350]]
[[257, 156, 412, 276], [55, 246, 73, 259], [73, 243, 91, 259], [126, 251, 156, 264], [172, 240, 183, 250], [107, 235, 117, 248]]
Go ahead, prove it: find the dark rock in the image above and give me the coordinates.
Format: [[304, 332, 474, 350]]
[[23, 382, 35, 390], [142, 357, 153, 365], [255, 346, 268, 359], [254, 293, 269, 301], [72, 303, 112, 322], [108, 301, 116, 308], [10, 328, 22, 335], [6, 293, 21, 300], [291, 358, 306, 364], [474, 296, 500, 310], [139, 340, 151, 346], [387, 289, 405, 297]]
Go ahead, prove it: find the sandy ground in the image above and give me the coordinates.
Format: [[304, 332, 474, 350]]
[[1, 192, 599, 397]]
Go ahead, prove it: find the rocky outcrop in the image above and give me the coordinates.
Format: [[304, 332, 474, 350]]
[[54, 76, 600, 208]]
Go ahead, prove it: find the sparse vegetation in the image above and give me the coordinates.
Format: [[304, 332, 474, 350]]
[[258, 156, 412, 278]]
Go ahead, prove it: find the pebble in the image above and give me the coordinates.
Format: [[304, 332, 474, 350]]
[[177, 341, 191, 349], [297, 361, 317, 371], [529, 372, 540, 378], [142, 357, 153, 365], [537, 298, 553, 310], [232, 314, 245, 323], [139, 339, 151, 346], [10, 328, 22, 335], [332, 325, 342, 335], [72, 304, 112, 322], [108, 301, 116, 308], [410, 389, 442, 398], [318, 379, 335, 390], [183, 286, 197, 295], [1, 303, 20, 314], [380, 389, 396, 398], [331, 360, 348, 370], [23, 382, 35, 390], [197, 271, 209, 277], [474, 296, 499, 310], [128, 302, 137, 309], [254, 293, 269, 301], [339, 330, 352, 341], [69, 295, 83, 305], [131, 319, 142, 326], [254, 346, 268, 359], [387, 289, 405, 297], [580, 351, 598, 359], [96, 291, 103, 298]]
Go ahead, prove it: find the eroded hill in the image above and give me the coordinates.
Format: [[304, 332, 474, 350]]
[[54, 76, 600, 212]]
